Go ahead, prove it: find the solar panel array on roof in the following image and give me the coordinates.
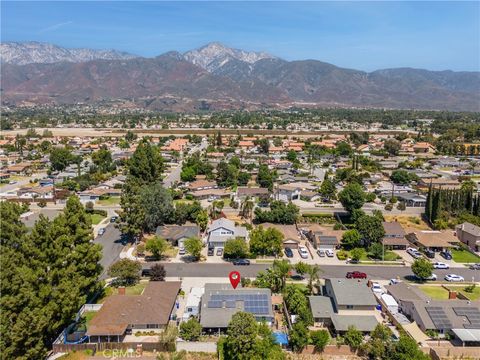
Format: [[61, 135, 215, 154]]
[[207, 293, 270, 314], [453, 307, 480, 329], [426, 307, 452, 330]]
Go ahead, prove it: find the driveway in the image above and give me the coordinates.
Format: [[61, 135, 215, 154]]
[[93, 223, 127, 279]]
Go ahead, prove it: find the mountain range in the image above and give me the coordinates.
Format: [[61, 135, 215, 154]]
[[1, 41, 479, 111]]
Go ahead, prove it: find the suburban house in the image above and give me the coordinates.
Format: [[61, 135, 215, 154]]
[[395, 193, 427, 207], [260, 223, 301, 249], [387, 283, 480, 334], [187, 180, 217, 192], [382, 221, 409, 249], [5, 162, 32, 175], [456, 222, 480, 252], [17, 185, 54, 200], [199, 283, 274, 332], [206, 218, 248, 248], [86, 281, 181, 343], [306, 225, 342, 250], [405, 229, 460, 251], [235, 187, 270, 202], [275, 182, 316, 202], [309, 278, 379, 333], [155, 224, 200, 248], [413, 142, 436, 154]]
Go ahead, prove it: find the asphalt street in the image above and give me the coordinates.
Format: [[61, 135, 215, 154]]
[[145, 263, 480, 282], [93, 223, 126, 279]]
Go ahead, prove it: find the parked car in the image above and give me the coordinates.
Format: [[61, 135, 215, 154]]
[[179, 247, 186, 255], [216, 248, 224, 256], [284, 248, 293, 258], [424, 249, 435, 259], [469, 263, 480, 270], [233, 259, 250, 266], [407, 247, 422, 259], [346, 271, 367, 279], [389, 278, 401, 285], [8, 180, 17, 185], [371, 282, 383, 293], [317, 249, 326, 257], [110, 216, 118, 223], [208, 247, 214, 256], [414, 273, 437, 281], [97, 228, 106, 236], [433, 262, 449, 269], [445, 274, 464, 282], [298, 247, 309, 259], [440, 251, 453, 260], [325, 249, 334, 257]]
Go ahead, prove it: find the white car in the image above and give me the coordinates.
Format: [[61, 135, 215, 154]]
[[179, 247, 186, 255], [445, 274, 464, 282], [298, 247, 309, 259], [389, 278, 401, 285], [407, 247, 422, 259], [415, 273, 437, 281], [371, 282, 383, 293], [97, 228, 106, 236], [433, 262, 449, 269], [325, 249, 334, 257]]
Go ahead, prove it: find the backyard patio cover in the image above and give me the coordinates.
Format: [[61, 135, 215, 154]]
[[452, 328, 480, 342]]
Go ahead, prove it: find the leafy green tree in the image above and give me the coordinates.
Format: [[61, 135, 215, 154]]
[[364, 324, 393, 359], [319, 177, 336, 201], [306, 264, 322, 294], [91, 147, 114, 173], [368, 243, 384, 260], [216, 160, 238, 187], [289, 322, 309, 352], [249, 226, 284, 256], [195, 210, 209, 232], [237, 172, 251, 186], [108, 259, 142, 285], [341, 229, 362, 249], [384, 139, 401, 155], [224, 238, 249, 259], [310, 329, 330, 352], [356, 214, 385, 246], [294, 262, 310, 277], [149, 263, 166, 281], [184, 237, 203, 260], [286, 150, 297, 162], [350, 248, 365, 261], [390, 170, 418, 185], [146, 236, 168, 259], [139, 183, 175, 232], [254, 201, 299, 224], [343, 326, 363, 350], [411, 258, 433, 280], [179, 318, 202, 341], [273, 260, 291, 292], [390, 335, 430, 360], [256, 138, 270, 154], [336, 141, 353, 156], [49, 146, 73, 171], [257, 164, 276, 191], [180, 166, 196, 182], [338, 183, 366, 212]]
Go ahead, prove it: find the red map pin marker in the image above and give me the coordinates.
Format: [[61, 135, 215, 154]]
[[229, 271, 241, 289]]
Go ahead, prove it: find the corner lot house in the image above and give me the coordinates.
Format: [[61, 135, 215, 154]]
[[200, 283, 274, 332], [456, 222, 480, 251], [86, 281, 181, 343], [206, 218, 248, 248]]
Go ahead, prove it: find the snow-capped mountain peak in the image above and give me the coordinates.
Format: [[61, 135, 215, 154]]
[[183, 42, 276, 72]]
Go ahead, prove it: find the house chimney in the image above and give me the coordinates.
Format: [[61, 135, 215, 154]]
[[118, 286, 126, 295], [449, 290, 457, 300]]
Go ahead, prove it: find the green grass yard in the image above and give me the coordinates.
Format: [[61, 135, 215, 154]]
[[96, 196, 120, 205], [96, 281, 148, 303], [418, 286, 449, 300], [451, 248, 480, 263], [449, 286, 480, 301], [90, 213, 105, 225]]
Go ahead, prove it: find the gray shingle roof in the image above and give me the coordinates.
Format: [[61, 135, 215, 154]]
[[326, 279, 378, 307]]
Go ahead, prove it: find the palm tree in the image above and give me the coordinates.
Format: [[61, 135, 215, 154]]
[[240, 196, 255, 222], [272, 259, 291, 292], [306, 265, 322, 294]]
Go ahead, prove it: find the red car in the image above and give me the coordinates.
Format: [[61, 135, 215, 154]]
[[346, 271, 367, 279]]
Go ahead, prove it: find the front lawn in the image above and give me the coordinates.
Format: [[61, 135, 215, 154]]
[[418, 286, 449, 300], [451, 248, 480, 263], [90, 213, 105, 225], [96, 196, 121, 205], [449, 285, 480, 301]]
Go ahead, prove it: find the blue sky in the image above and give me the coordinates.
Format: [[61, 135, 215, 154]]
[[2, 1, 479, 71]]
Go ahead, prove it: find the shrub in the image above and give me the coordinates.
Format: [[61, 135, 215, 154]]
[[337, 250, 348, 260], [179, 318, 202, 341]]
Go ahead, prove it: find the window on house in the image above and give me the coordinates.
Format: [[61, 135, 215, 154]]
[[346, 305, 354, 309]]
